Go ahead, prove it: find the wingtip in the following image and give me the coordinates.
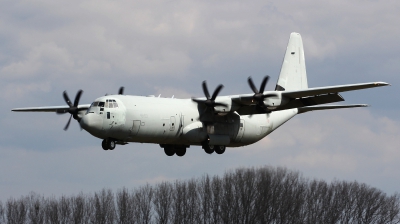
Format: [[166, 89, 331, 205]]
[[374, 82, 390, 86]]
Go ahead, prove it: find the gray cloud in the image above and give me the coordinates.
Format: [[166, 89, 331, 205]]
[[1, 0, 399, 200]]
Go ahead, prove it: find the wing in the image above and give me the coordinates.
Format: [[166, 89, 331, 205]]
[[282, 82, 389, 99], [229, 81, 388, 115], [12, 104, 91, 112], [297, 104, 368, 114]]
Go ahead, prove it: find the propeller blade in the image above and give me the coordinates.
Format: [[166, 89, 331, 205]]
[[118, 87, 124, 95], [211, 84, 224, 101], [61, 90, 85, 130], [193, 81, 226, 120], [64, 114, 72, 131], [63, 91, 73, 107], [202, 81, 211, 99], [73, 90, 83, 107], [259, 76, 269, 93], [198, 106, 208, 120], [248, 77, 259, 94], [192, 98, 205, 103]]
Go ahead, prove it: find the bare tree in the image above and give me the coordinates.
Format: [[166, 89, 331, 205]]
[[57, 195, 71, 224], [184, 179, 200, 223], [91, 189, 115, 224], [45, 196, 59, 224], [0, 201, 5, 224], [198, 175, 212, 224], [133, 184, 153, 224], [381, 193, 400, 223], [27, 192, 45, 224], [153, 182, 173, 224], [116, 187, 135, 224], [253, 166, 273, 223], [71, 192, 91, 224], [1, 165, 400, 223], [232, 168, 257, 224], [171, 180, 186, 224], [220, 172, 236, 224], [6, 197, 27, 224], [210, 176, 222, 224]]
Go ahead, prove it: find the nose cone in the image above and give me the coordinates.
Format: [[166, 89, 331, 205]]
[[80, 113, 102, 134]]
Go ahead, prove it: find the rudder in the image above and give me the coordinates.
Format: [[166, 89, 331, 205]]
[[275, 32, 308, 91]]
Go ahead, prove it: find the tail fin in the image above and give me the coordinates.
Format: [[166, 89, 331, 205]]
[[275, 32, 308, 91]]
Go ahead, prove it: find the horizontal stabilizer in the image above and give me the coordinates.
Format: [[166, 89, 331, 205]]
[[12, 104, 91, 112], [297, 104, 368, 114], [283, 82, 389, 99]]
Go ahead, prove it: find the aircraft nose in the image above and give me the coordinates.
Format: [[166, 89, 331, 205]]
[[80, 113, 102, 132]]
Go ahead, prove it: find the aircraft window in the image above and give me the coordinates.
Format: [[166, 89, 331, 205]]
[[105, 102, 109, 108], [113, 102, 118, 108], [98, 102, 105, 107], [109, 103, 114, 108], [93, 102, 99, 107]]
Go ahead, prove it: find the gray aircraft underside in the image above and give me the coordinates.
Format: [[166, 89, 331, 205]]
[[12, 33, 389, 156]]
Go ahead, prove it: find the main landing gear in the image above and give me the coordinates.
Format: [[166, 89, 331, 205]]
[[162, 145, 187, 157], [102, 139, 116, 150], [202, 142, 226, 155]]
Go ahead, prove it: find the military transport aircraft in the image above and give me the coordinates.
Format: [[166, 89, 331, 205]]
[[12, 33, 389, 156]]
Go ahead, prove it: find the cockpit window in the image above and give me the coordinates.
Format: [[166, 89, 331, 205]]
[[98, 102, 105, 107], [92, 101, 99, 107], [105, 99, 118, 108]]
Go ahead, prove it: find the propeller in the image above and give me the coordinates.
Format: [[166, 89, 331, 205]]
[[118, 86, 124, 95], [192, 81, 227, 117], [247, 76, 277, 107], [56, 90, 86, 131]]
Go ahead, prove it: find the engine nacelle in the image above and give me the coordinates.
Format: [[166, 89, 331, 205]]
[[213, 96, 234, 115], [262, 92, 289, 109]]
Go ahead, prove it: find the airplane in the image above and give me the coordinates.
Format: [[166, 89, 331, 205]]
[[12, 32, 389, 156]]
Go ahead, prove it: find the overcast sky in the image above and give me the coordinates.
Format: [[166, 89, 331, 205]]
[[1, 0, 400, 200]]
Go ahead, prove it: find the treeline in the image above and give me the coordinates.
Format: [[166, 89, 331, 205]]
[[1, 167, 399, 224]]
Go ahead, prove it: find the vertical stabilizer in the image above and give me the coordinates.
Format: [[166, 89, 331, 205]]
[[275, 32, 308, 91]]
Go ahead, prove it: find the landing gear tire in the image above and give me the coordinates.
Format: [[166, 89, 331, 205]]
[[108, 140, 116, 150], [102, 139, 116, 150], [164, 146, 175, 156], [203, 144, 215, 154], [176, 147, 186, 157], [215, 145, 226, 154], [102, 139, 108, 150]]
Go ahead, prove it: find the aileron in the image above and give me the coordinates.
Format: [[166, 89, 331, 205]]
[[282, 82, 389, 99]]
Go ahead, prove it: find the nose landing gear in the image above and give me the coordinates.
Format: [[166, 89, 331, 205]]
[[102, 139, 116, 150]]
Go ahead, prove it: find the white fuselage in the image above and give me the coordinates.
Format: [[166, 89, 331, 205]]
[[80, 95, 298, 148]]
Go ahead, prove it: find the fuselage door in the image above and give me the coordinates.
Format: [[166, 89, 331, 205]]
[[130, 120, 141, 136], [170, 116, 176, 131]]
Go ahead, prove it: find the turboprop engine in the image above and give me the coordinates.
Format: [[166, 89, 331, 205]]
[[262, 92, 289, 109]]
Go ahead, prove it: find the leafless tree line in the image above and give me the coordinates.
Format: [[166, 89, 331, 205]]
[[1, 166, 399, 224]]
